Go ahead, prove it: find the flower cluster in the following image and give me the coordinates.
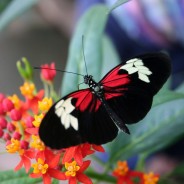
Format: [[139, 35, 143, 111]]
[[0, 59, 105, 184], [112, 161, 159, 184]]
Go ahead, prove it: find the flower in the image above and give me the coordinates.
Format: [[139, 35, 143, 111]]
[[65, 160, 92, 184], [8, 94, 21, 109], [24, 89, 44, 114], [10, 109, 22, 121], [0, 117, 7, 129], [2, 98, 14, 112], [144, 172, 159, 184], [32, 158, 48, 174], [41, 62, 56, 82], [32, 114, 44, 127], [20, 82, 35, 99], [30, 135, 45, 151], [15, 149, 35, 173], [65, 161, 80, 177], [38, 97, 53, 112], [62, 143, 105, 166], [112, 161, 144, 184], [6, 138, 23, 154], [30, 149, 66, 184]]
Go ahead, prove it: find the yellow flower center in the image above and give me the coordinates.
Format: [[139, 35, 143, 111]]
[[32, 114, 44, 127], [38, 97, 53, 112], [8, 94, 21, 109], [32, 158, 48, 174], [20, 82, 35, 99], [30, 135, 45, 151], [144, 172, 159, 184], [113, 161, 129, 176], [65, 161, 80, 177], [6, 138, 23, 154]]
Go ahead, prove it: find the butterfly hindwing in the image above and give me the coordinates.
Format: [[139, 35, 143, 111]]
[[39, 89, 118, 149]]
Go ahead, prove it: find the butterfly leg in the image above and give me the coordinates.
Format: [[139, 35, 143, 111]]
[[77, 82, 85, 90], [99, 97, 130, 134]]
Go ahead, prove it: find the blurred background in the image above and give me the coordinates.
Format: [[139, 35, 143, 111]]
[[0, 0, 184, 177]]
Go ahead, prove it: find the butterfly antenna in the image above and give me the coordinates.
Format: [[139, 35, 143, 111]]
[[82, 35, 89, 76], [34, 67, 84, 77]]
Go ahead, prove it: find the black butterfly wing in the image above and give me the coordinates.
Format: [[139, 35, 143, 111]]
[[39, 89, 118, 149], [100, 52, 171, 125]]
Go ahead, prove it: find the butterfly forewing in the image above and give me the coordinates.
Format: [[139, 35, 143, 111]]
[[39, 52, 171, 149], [101, 52, 171, 124]]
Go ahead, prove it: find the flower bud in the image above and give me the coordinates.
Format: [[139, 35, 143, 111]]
[[3, 132, 11, 141], [6, 140, 11, 146], [0, 104, 5, 115], [2, 98, 14, 112], [25, 115, 34, 128], [0, 117, 7, 129], [10, 109, 22, 121], [41, 62, 56, 82], [0, 93, 5, 102], [7, 123, 16, 132], [12, 131, 22, 140], [16, 57, 33, 81], [20, 140, 29, 149], [0, 127, 4, 137]]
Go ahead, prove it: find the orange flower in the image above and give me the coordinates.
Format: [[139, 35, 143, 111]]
[[112, 161, 144, 184], [20, 82, 35, 99], [144, 172, 159, 184]]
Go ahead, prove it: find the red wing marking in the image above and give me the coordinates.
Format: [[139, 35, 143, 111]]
[[68, 89, 101, 112]]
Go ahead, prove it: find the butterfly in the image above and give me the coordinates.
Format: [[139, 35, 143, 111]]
[[39, 52, 171, 149]]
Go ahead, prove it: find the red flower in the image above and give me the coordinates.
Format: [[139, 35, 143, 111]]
[[65, 160, 92, 184], [41, 62, 56, 82], [30, 149, 66, 184], [23, 89, 44, 114], [112, 161, 144, 184], [63, 143, 105, 166], [15, 149, 35, 173]]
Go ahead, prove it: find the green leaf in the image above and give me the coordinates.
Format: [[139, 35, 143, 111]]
[[0, 0, 38, 30], [107, 98, 184, 166], [153, 90, 184, 107], [176, 82, 184, 93], [61, 5, 120, 96], [0, 169, 41, 184], [170, 162, 184, 176], [100, 35, 120, 78], [109, 0, 130, 11], [0, 0, 12, 12]]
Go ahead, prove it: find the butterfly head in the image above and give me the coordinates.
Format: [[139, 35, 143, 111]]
[[84, 75, 93, 85]]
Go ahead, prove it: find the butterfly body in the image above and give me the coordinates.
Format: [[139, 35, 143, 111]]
[[39, 52, 171, 149]]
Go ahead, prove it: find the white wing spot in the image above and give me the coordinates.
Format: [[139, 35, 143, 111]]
[[55, 97, 78, 130], [120, 58, 152, 83]]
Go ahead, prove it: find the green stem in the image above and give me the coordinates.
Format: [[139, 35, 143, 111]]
[[18, 121, 24, 140], [49, 82, 59, 101], [86, 170, 116, 183], [135, 153, 148, 172], [43, 81, 49, 98]]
